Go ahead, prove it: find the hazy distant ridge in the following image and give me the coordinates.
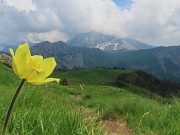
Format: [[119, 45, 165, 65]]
[[30, 40, 180, 82], [67, 31, 154, 51]]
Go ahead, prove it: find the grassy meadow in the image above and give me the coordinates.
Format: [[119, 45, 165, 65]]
[[0, 63, 180, 135]]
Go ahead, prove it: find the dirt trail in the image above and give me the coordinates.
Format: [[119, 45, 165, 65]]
[[103, 120, 134, 135], [70, 95, 135, 135]]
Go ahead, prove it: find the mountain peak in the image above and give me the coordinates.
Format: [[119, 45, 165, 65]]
[[67, 31, 154, 51]]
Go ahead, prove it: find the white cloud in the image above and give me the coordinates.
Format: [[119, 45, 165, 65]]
[[0, 0, 180, 48], [35, 0, 130, 37], [4, 0, 36, 12], [27, 31, 68, 43], [127, 0, 180, 45]]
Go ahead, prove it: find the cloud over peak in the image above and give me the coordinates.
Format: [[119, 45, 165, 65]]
[[0, 0, 180, 47]]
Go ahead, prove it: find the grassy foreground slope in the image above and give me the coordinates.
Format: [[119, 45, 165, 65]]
[[0, 64, 180, 134], [0, 63, 101, 135], [54, 68, 180, 135]]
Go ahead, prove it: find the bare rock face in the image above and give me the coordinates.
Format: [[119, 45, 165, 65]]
[[67, 31, 154, 51], [0, 53, 12, 67]]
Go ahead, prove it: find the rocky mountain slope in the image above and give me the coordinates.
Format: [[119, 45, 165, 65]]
[[30, 41, 114, 70], [67, 31, 154, 51]]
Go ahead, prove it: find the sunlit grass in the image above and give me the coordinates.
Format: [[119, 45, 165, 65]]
[[54, 84, 180, 134], [53, 69, 180, 134], [0, 63, 101, 135], [0, 83, 102, 135], [1, 63, 180, 134]]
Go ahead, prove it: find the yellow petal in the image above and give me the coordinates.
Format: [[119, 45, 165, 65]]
[[9, 48, 18, 75], [30, 55, 43, 63], [11, 59, 19, 75], [29, 78, 60, 85], [9, 48, 15, 58], [15, 43, 31, 74], [26, 70, 46, 82], [41, 57, 57, 78], [19, 66, 34, 79]]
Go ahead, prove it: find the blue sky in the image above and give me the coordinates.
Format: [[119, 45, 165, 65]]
[[0, 0, 180, 48], [113, 0, 133, 8]]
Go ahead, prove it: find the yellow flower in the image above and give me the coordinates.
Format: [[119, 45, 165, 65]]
[[9, 43, 60, 84]]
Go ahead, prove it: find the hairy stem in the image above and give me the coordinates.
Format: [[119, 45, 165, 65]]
[[1, 79, 26, 135]]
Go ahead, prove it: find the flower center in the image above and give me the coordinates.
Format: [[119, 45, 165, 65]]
[[27, 58, 41, 69]]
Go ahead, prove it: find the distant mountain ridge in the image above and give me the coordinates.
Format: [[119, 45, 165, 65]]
[[113, 45, 180, 82], [30, 41, 114, 70], [67, 31, 154, 51], [30, 40, 180, 82]]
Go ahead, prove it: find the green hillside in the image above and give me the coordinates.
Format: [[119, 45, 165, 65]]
[[0, 63, 101, 135], [0, 63, 180, 134], [54, 68, 180, 98], [53, 68, 134, 85]]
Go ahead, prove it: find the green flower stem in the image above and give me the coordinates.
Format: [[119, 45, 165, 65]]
[[1, 79, 26, 135]]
